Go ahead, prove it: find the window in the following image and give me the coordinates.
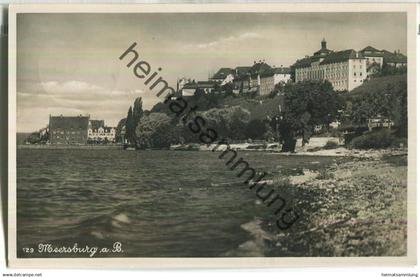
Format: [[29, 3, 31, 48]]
[[360, 72, 362, 76]]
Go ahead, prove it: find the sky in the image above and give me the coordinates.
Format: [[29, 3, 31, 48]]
[[17, 12, 407, 132]]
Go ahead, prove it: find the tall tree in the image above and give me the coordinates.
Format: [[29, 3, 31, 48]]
[[125, 106, 135, 144], [132, 97, 144, 126], [280, 80, 342, 152]]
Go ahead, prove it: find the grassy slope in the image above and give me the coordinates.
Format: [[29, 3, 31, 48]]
[[349, 74, 407, 97]]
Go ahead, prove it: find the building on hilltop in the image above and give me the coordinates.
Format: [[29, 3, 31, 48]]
[[273, 66, 292, 85], [209, 68, 235, 83], [232, 62, 291, 96], [294, 39, 407, 91], [184, 61, 291, 97], [360, 46, 384, 67], [49, 115, 90, 144], [180, 80, 216, 96], [382, 49, 407, 67], [294, 39, 367, 91]]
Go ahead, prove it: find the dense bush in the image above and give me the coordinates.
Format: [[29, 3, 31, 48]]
[[323, 140, 339, 149], [349, 129, 395, 149]]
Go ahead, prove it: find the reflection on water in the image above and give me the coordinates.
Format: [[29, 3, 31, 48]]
[[17, 148, 334, 257]]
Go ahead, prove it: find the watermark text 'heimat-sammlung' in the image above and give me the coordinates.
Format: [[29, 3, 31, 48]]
[[118, 42, 300, 231]]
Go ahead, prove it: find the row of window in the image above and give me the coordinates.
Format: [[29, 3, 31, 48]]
[[53, 136, 84, 140], [88, 130, 115, 134], [52, 130, 83, 135]]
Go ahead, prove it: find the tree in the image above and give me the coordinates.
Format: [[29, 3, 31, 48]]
[[245, 119, 267, 140], [125, 106, 135, 144], [132, 97, 144, 124], [345, 75, 407, 137], [280, 80, 342, 152], [135, 113, 178, 149], [115, 118, 127, 143], [124, 97, 145, 145], [25, 132, 41, 144], [201, 106, 251, 140]]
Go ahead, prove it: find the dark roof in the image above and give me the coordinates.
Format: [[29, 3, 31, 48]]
[[313, 48, 333, 56], [89, 119, 104, 130], [234, 66, 251, 77], [360, 46, 383, 57], [260, 69, 275, 78], [293, 56, 321, 69], [274, 67, 292, 74], [211, 68, 234, 80], [249, 62, 272, 76], [382, 50, 407, 64], [49, 115, 90, 130], [361, 46, 380, 52], [320, 49, 363, 65], [183, 81, 216, 89]]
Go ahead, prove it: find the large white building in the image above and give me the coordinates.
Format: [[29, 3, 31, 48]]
[[294, 39, 367, 91], [294, 39, 407, 91]]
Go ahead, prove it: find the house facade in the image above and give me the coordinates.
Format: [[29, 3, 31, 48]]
[[273, 67, 292, 84], [49, 115, 90, 144], [88, 126, 116, 142], [88, 120, 116, 143]]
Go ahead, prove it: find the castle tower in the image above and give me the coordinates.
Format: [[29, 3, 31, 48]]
[[321, 38, 327, 50]]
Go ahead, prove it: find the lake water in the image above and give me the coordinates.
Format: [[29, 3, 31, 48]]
[[17, 148, 335, 257]]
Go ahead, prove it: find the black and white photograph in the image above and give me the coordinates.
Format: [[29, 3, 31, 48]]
[[7, 3, 417, 268]]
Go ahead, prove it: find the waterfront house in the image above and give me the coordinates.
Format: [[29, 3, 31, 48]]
[[88, 120, 116, 143], [49, 115, 90, 144]]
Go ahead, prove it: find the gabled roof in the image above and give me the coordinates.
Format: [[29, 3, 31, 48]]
[[320, 49, 363, 65], [50, 115, 90, 130], [361, 46, 380, 52], [293, 56, 321, 69], [211, 68, 234, 80], [360, 46, 383, 57]]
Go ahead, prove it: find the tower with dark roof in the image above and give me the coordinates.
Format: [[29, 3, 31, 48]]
[[321, 38, 327, 50]]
